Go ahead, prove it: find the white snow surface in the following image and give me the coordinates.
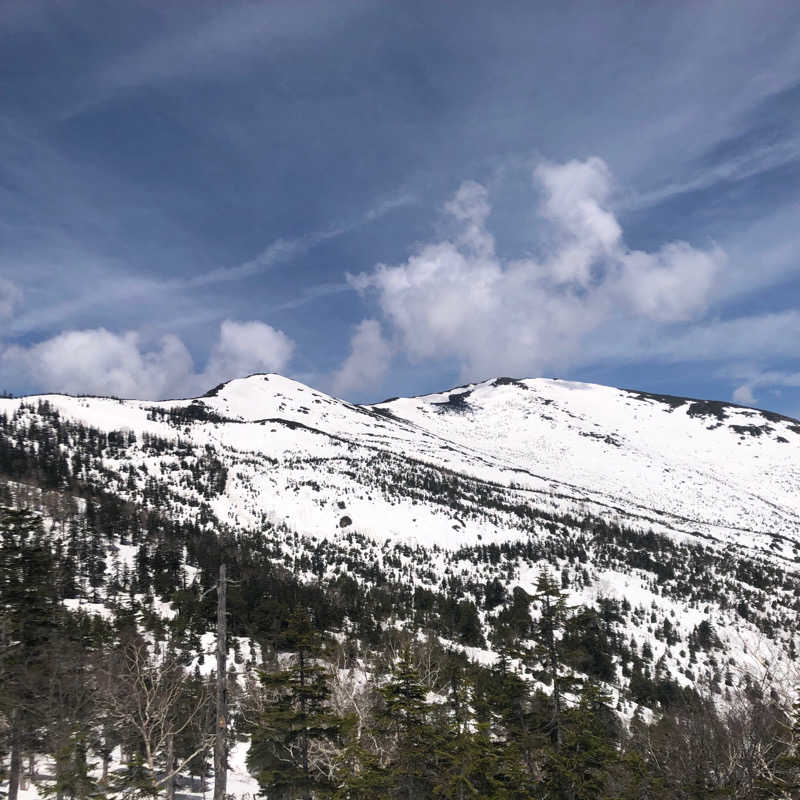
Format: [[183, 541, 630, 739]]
[[3, 373, 799, 561], [6, 372, 800, 799]]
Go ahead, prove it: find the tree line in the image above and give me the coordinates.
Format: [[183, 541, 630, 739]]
[[3, 504, 800, 799]]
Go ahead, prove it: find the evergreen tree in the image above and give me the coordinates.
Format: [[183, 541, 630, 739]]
[[0, 507, 60, 800], [530, 569, 572, 749], [248, 610, 350, 800], [332, 742, 390, 800], [541, 682, 619, 800], [375, 649, 440, 800], [43, 733, 102, 800], [479, 653, 542, 797], [434, 666, 509, 800]]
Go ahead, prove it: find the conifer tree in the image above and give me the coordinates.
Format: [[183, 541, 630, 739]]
[[479, 653, 541, 797], [375, 649, 440, 800], [248, 609, 349, 800], [0, 507, 59, 800], [541, 682, 619, 800], [530, 569, 571, 749], [332, 742, 390, 800], [434, 665, 508, 800]]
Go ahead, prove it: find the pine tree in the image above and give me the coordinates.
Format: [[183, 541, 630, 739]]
[[479, 653, 542, 798], [248, 610, 350, 800], [332, 742, 390, 800], [375, 649, 440, 800], [0, 507, 60, 800], [541, 682, 619, 800], [43, 733, 102, 800], [530, 569, 572, 749], [434, 666, 509, 799]]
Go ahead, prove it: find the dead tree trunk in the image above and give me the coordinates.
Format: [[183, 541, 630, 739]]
[[8, 709, 21, 800], [213, 563, 227, 800], [165, 731, 175, 800]]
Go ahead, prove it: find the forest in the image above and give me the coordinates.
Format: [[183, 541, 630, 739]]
[[2, 498, 800, 800], [1, 403, 800, 799]]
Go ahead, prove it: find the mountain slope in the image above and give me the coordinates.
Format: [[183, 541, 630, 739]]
[[372, 377, 800, 559], [1, 372, 799, 702], [5, 372, 797, 557]]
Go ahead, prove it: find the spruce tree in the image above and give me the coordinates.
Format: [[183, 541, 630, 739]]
[[530, 569, 571, 749], [375, 649, 440, 800], [541, 682, 619, 800], [248, 609, 349, 800], [0, 507, 60, 800], [434, 666, 509, 799]]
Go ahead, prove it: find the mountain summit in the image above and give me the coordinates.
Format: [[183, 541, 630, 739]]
[[5, 372, 797, 556], [1, 372, 798, 707]]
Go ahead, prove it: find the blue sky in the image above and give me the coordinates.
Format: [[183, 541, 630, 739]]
[[1, 1, 800, 414]]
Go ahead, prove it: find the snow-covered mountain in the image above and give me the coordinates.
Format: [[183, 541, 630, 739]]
[[6, 373, 798, 554], [2, 372, 799, 697]]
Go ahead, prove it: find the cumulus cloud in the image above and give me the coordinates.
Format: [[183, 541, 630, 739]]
[[535, 157, 622, 285], [332, 319, 392, 396], [0, 279, 22, 319], [204, 320, 294, 387], [0, 329, 193, 398], [0, 319, 294, 399], [349, 157, 725, 380]]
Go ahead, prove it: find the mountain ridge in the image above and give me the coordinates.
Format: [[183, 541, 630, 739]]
[[2, 370, 798, 707], [2, 372, 797, 556], [8, 370, 799, 429]]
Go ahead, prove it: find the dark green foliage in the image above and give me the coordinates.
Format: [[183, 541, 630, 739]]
[[247, 610, 351, 799], [372, 650, 441, 800], [540, 682, 619, 800]]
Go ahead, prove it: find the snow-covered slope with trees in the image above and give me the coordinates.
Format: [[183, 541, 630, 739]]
[[5, 372, 798, 557], [2, 373, 799, 699], [3, 372, 800, 799]]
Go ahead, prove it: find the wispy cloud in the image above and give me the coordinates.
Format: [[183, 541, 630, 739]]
[[141, 190, 414, 291], [621, 137, 800, 211], [58, 1, 370, 120], [2, 189, 413, 337], [588, 310, 800, 366]]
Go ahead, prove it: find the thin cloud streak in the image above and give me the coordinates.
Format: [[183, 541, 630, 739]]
[[619, 137, 800, 212], [3, 190, 413, 337]]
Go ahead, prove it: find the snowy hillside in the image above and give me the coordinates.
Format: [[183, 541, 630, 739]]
[[3, 372, 797, 559], [2, 372, 799, 702], [373, 377, 800, 560]]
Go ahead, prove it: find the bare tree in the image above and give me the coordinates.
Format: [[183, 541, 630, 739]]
[[99, 638, 212, 795]]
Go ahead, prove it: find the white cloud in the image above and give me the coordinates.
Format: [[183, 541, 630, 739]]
[[0, 319, 294, 399], [0, 329, 194, 398], [349, 157, 724, 380], [721, 365, 800, 409], [204, 320, 294, 387], [332, 319, 392, 396], [614, 241, 722, 323], [444, 180, 494, 258], [0, 279, 22, 319], [535, 157, 621, 285], [732, 384, 756, 405]]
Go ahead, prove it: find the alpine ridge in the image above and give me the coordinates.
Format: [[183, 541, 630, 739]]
[[5, 372, 798, 555], [2, 372, 800, 797], [0, 374, 800, 704]]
